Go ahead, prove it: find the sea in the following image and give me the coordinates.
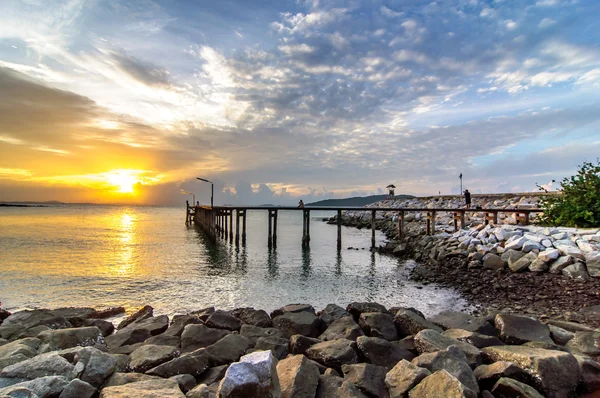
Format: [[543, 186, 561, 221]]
[[0, 204, 470, 316]]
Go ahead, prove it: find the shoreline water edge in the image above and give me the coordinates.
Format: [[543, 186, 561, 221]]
[[0, 302, 599, 397]]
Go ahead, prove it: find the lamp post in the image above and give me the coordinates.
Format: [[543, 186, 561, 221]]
[[459, 173, 463, 194], [196, 177, 214, 208]]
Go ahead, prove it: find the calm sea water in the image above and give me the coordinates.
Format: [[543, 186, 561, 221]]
[[0, 205, 469, 316]]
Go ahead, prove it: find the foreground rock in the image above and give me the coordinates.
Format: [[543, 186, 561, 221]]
[[385, 359, 430, 398], [217, 351, 281, 397], [277, 354, 320, 398], [100, 378, 185, 397], [305, 339, 358, 373], [342, 363, 388, 398], [494, 314, 553, 344], [412, 346, 479, 394], [356, 336, 415, 370], [408, 369, 476, 398], [491, 377, 544, 398]]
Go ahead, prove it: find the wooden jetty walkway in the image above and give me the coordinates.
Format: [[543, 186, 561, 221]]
[[186, 201, 543, 250]]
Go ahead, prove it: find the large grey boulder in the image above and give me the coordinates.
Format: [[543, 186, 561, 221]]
[[272, 312, 320, 338], [430, 312, 496, 335], [117, 305, 153, 330], [206, 334, 252, 366], [197, 364, 229, 387], [102, 371, 160, 387], [547, 324, 574, 345], [318, 304, 349, 327], [491, 377, 544, 398], [0, 375, 69, 397], [575, 354, 600, 393], [146, 348, 209, 378], [180, 324, 231, 353], [508, 252, 538, 272], [305, 339, 358, 373], [76, 346, 117, 387], [100, 378, 185, 397], [385, 359, 430, 398], [411, 346, 479, 394], [60, 378, 96, 398], [408, 369, 476, 398], [315, 374, 367, 398], [289, 335, 321, 355], [473, 361, 531, 391], [500, 249, 525, 265], [549, 255, 574, 273], [0, 352, 75, 379], [441, 329, 503, 349], [504, 236, 528, 251], [414, 329, 482, 367], [346, 303, 388, 322], [319, 316, 364, 341], [554, 240, 585, 259], [38, 327, 106, 353], [163, 315, 203, 337], [356, 336, 415, 370], [546, 319, 596, 333], [482, 253, 505, 270], [494, 314, 553, 344], [205, 310, 242, 331], [271, 304, 315, 319], [170, 374, 196, 394], [231, 307, 272, 328], [122, 314, 169, 336], [358, 313, 398, 341], [129, 344, 180, 373], [482, 345, 580, 396], [276, 354, 320, 398], [585, 252, 600, 277], [538, 248, 559, 263], [217, 351, 281, 398], [106, 315, 168, 351], [240, 325, 284, 347], [566, 331, 600, 357], [104, 327, 151, 351], [0, 338, 40, 370], [254, 336, 289, 360], [0, 310, 72, 341], [562, 263, 590, 280], [394, 310, 442, 337], [341, 363, 388, 398]]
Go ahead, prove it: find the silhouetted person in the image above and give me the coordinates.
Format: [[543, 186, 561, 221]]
[[464, 189, 471, 209], [298, 200, 304, 208]]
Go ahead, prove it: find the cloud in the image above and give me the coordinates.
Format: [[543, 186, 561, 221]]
[[109, 50, 171, 88]]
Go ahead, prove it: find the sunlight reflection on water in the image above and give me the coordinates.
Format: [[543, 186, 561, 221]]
[[0, 205, 471, 316]]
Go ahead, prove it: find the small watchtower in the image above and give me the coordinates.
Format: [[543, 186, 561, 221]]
[[386, 184, 396, 199]]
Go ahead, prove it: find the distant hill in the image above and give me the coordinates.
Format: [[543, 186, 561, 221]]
[[306, 194, 414, 207]]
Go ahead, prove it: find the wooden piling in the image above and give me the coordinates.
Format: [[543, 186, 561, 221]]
[[273, 209, 278, 248], [337, 209, 342, 250], [229, 210, 233, 241], [235, 210, 240, 246], [268, 210, 273, 248], [398, 210, 404, 239], [371, 210, 376, 248], [242, 210, 247, 244]]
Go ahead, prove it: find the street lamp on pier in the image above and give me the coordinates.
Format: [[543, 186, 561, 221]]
[[196, 177, 214, 208]]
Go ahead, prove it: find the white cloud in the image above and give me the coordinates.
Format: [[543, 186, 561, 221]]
[[480, 7, 496, 17], [380, 6, 403, 18], [504, 20, 518, 30], [538, 18, 556, 28], [536, 0, 559, 6]]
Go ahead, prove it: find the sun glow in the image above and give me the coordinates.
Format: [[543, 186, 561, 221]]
[[107, 170, 138, 193]]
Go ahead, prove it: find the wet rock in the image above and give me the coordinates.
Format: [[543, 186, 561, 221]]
[[289, 335, 321, 355], [144, 334, 180, 347], [575, 354, 600, 393], [412, 346, 479, 394], [189, 307, 215, 322], [474, 361, 531, 391], [0, 352, 75, 379], [319, 316, 364, 341], [356, 336, 415, 370], [147, 348, 209, 378], [231, 308, 272, 328], [408, 369, 476, 398], [548, 324, 574, 345], [482, 253, 505, 270], [441, 329, 503, 349], [170, 374, 196, 393], [491, 377, 544, 398], [341, 363, 388, 398], [105, 328, 151, 351], [122, 314, 169, 337], [358, 313, 398, 341], [430, 312, 496, 335], [163, 315, 203, 337], [180, 324, 231, 353], [271, 304, 315, 318], [0, 375, 69, 398], [103, 372, 160, 387], [494, 314, 553, 344], [0, 310, 72, 340], [76, 346, 117, 387], [315, 374, 367, 398], [117, 305, 153, 330], [394, 310, 443, 337], [60, 378, 96, 398], [240, 325, 284, 347], [276, 354, 320, 398], [272, 311, 320, 338], [82, 319, 114, 337], [566, 331, 600, 357], [549, 255, 574, 274], [206, 334, 252, 366], [129, 344, 179, 373], [346, 302, 388, 322], [482, 345, 580, 395], [38, 326, 106, 353], [318, 304, 349, 327], [255, 336, 289, 360], [197, 365, 229, 387], [562, 262, 590, 281], [205, 310, 242, 331], [100, 378, 185, 397], [508, 252, 538, 272], [385, 359, 430, 398], [414, 329, 482, 367], [217, 351, 280, 398], [585, 252, 600, 277], [305, 339, 358, 373]]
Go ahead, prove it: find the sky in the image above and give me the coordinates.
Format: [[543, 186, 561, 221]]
[[0, 0, 599, 206]]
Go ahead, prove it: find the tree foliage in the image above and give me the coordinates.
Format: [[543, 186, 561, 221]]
[[537, 160, 600, 227]]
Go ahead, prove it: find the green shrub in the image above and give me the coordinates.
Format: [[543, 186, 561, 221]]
[[537, 160, 600, 227]]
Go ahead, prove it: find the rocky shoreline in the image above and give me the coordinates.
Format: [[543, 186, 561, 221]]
[[1, 302, 600, 397]]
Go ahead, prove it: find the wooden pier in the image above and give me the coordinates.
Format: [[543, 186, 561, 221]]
[[188, 204, 543, 250]]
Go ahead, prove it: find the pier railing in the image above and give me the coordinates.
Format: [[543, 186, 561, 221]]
[[189, 205, 543, 249]]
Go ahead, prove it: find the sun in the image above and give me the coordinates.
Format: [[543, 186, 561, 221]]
[[107, 170, 138, 193]]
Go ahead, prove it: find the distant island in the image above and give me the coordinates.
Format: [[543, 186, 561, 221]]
[[306, 194, 414, 207], [0, 203, 48, 207]]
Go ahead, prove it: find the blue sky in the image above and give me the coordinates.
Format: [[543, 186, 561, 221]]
[[0, 0, 599, 205]]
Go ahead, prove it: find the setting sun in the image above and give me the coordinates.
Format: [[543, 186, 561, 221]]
[[107, 170, 138, 193]]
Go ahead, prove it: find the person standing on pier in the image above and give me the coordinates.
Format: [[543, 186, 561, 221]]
[[464, 189, 471, 209], [298, 200, 304, 208]]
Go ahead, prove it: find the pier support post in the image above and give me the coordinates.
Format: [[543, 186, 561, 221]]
[[229, 210, 233, 241], [453, 211, 466, 232], [224, 210, 229, 239], [242, 210, 247, 244], [371, 210, 376, 249], [302, 210, 311, 246], [426, 211, 436, 235], [186, 201, 189, 225], [273, 210, 278, 248], [398, 210, 404, 239], [268, 210, 273, 248], [235, 210, 240, 246], [337, 210, 342, 250]]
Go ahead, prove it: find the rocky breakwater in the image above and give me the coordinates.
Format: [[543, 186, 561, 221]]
[[1, 303, 600, 397]]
